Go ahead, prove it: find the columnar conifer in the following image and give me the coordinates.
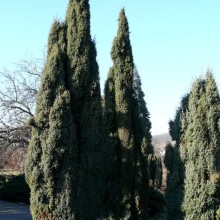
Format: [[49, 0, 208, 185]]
[[132, 67, 152, 218], [102, 67, 122, 219], [66, 0, 102, 219], [164, 94, 189, 220], [112, 9, 136, 218], [103, 9, 153, 219], [25, 21, 77, 219], [180, 72, 220, 220], [26, 0, 102, 219]]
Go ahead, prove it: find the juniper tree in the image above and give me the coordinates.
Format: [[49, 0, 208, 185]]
[[133, 66, 165, 217], [103, 9, 153, 219], [164, 94, 189, 220], [102, 67, 122, 219], [103, 9, 135, 218], [180, 72, 220, 220], [26, 0, 103, 219], [132, 66, 153, 218], [132, 66, 153, 154], [164, 144, 174, 173], [111, 9, 136, 219], [164, 144, 184, 220], [169, 94, 189, 144], [25, 21, 77, 219], [66, 0, 102, 219]]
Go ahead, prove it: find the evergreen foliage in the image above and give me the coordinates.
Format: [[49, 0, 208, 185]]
[[132, 66, 153, 155], [164, 144, 174, 173], [165, 73, 220, 220], [25, 21, 77, 219], [147, 186, 165, 217], [26, 0, 102, 219], [217, 209, 220, 220], [154, 157, 163, 189], [103, 9, 135, 218], [180, 72, 220, 220], [164, 143, 185, 220], [66, 0, 102, 218], [132, 67, 153, 219], [164, 94, 189, 220], [10, 0, 220, 219], [111, 9, 136, 219], [102, 67, 122, 219], [103, 9, 154, 219], [169, 94, 189, 144]]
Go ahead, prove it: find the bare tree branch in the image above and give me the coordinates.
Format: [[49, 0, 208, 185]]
[[0, 57, 43, 169]]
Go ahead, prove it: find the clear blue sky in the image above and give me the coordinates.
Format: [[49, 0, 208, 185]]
[[1, 0, 220, 135]]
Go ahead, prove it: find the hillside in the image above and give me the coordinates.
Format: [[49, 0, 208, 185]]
[[152, 133, 173, 198], [152, 133, 172, 157]]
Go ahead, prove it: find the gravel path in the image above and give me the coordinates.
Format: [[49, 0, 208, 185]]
[[0, 200, 32, 220]]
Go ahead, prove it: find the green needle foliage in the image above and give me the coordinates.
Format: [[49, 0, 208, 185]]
[[25, 21, 77, 219], [111, 9, 136, 219], [165, 72, 220, 220], [25, 0, 102, 219], [103, 9, 154, 219], [103, 9, 135, 219], [103, 67, 122, 219], [180, 72, 220, 220], [66, 0, 102, 219], [132, 66, 154, 218], [164, 94, 189, 220], [132, 66, 153, 155]]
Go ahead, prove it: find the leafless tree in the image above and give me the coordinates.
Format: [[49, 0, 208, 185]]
[[0, 58, 42, 169]]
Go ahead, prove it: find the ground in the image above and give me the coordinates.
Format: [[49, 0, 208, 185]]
[[0, 200, 32, 220]]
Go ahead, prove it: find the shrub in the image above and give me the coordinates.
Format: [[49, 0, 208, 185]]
[[148, 186, 165, 217], [216, 209, 220, 220], [0, 174, 30, 204]]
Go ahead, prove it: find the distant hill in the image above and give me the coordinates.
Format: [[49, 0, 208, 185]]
[[152, 133, 173, 195], [152, 133, 172, 157]]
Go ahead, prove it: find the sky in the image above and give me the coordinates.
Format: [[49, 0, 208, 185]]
[[0, 0, 220, 135]]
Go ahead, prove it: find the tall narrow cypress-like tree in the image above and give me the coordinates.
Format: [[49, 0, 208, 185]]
[[26, 0, 102, 219], [132, 66, 153, 155], [102, 67, 122, 219], [180, 72, 220, 220], [132, 66, 152, 218], [164, 94, 189, 220], [103, 9, 153, 219], [112, 9, 136, 219], [25, 21, 77, 219], [133, 69, 163, 216], [66, 0, 102, 219]]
